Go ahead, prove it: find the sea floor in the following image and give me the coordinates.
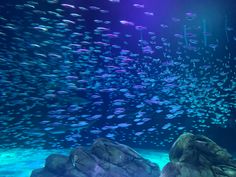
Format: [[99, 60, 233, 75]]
[[0, 148, 169, 177]]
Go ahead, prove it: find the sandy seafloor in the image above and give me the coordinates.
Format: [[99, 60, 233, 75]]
[[0, 148, 169, 177]]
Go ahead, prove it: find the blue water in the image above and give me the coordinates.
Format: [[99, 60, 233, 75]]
[[0, 0, 235, 176]]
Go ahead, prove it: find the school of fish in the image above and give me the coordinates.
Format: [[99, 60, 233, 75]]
[[0, 0, 235, 149]]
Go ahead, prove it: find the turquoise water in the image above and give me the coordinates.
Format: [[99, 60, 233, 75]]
[[0, 148, 169, 177]]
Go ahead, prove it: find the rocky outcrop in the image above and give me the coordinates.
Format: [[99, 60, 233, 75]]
[[161, 133, 236, 177], [31, 133, 236, 177], [31, 138, 160, 177]]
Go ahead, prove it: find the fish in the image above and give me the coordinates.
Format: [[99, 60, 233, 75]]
[[120, 20, 135, 26], [0, 0, 234, 150]]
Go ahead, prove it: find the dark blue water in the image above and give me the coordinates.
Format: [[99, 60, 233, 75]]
[[0, 0, 235, 154]]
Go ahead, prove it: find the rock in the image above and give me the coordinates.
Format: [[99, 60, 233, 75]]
[[45, 154, 68, 174], [31, 138, 160, 177], [161, 133, 236, 177], [161, 162, 214, 177], [63, 163, 87, 177], [90, 138, 160, 177], [70, 147, 106, 177]]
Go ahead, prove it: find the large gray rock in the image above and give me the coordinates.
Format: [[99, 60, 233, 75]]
[[31, 138, 160, 177], [161, 133, 236, 177]]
